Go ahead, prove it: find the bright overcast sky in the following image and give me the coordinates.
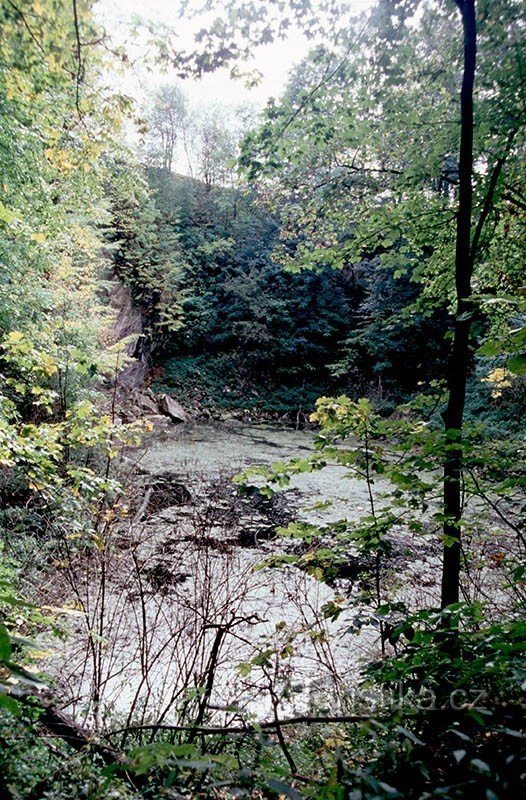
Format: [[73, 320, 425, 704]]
[[97, 0, 306, 109], [96, 0, 373, 173], [97, 0, 374, 110]]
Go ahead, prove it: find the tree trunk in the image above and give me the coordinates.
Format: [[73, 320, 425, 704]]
[[441, 0, 477, 609]]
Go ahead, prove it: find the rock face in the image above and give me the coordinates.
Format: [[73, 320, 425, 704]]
[[104, 273, 149, 389], [109, 280, 143, 352], [158, 394, 188, 423], [103, 270, 189, 424]]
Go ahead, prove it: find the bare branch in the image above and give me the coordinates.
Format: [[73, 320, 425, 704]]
[[471, 128, 519, 262], [5, 0, 45, 54], [72, 0, 86, 122]]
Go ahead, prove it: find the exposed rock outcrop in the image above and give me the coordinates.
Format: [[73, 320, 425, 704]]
[[133, 390, 160, 415], [106, 277, 149, 389], [158, 394, 188, 423], [103, 271, 190, 424], [116, 387, 190, 424]]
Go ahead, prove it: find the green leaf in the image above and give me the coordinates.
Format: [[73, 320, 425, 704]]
[[4, 662, 45, 688], [0, 692, 20, 715], [470, 758, 491, 775], [267, 778, 303, 799], [0, 202, 18, 225], [395, 725, 424, 745], [0, 624, 12, 662], [507, 354, 526, 374]]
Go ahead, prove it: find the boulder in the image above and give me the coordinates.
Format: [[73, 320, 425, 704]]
[[158, 394, 188, 423], [135, 391, 159, 415]]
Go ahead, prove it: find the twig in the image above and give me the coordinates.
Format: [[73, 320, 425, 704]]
[[467, 468, 526, 548], [470, 128, 518, 262], [6, 0, 45, 54], [72, 0, 86, 122], [107, 713, 376, 738]]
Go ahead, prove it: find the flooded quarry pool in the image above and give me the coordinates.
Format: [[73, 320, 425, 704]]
[[140, 421, 397, 525], [50, 420, 442, 732]]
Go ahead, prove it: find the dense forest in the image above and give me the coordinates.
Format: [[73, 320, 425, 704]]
[[0, 1, 525, 799], [127, 168, 452, 417]]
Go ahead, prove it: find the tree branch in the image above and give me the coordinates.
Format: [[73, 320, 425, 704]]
[[5, 0, 45, 54], [502, 190, 526, 212], [72, 0, 85, 122], [108, 713, 380, 738], [470, 128, 518, 262]]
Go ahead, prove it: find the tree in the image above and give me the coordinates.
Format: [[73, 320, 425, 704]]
[[194, 105, 238, 190], [233, 0, 525, 609], [107, 157, 187, 345], [143, 167, 361, 415], [141, 0, 525, 606], [0, 0, 152, 701], [441, 0, 477, 607], [146, 83, 188, 172]]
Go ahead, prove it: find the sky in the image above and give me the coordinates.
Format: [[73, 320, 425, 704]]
[[97, 0, 374, 109], [97, 0, 310, 110], [96, 0, 373, 171]]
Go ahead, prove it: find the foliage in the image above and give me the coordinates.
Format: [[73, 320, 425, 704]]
[[0, 0, 524, 798], [146, 168, 447, 413], [106, 158, 187, 344], [0, 709, 137, 799], [155, 353, 327, 414], [239, 0, 525, 383], [0, 0, 147, 717]]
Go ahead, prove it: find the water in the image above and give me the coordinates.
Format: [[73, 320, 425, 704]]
[[49, 421, 437, 731], [139, 420, 385, 524], [140, 420, 317, 474]]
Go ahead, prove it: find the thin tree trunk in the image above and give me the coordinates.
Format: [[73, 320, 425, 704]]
[[441, 0, 477, 609]]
